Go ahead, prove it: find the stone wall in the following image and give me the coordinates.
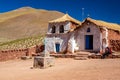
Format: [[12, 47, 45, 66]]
[[0, 45, 44, 61], [108, 30, 120, 51], [0, 49, 27, 61]]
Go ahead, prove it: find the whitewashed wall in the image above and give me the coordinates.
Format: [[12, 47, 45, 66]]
[[75, 22, 101, 51], [45, 21, 74, 53], [45, 33, 73, 53], [67, 32, 78, 53]]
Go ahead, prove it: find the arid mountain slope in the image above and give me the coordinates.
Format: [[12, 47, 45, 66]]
[[0, 7, 64, 42]]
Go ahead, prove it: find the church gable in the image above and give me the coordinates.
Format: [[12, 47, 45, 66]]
[[75, 20, 101, 51]]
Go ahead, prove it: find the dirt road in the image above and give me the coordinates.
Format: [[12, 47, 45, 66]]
[[0, 58, 120, 80]]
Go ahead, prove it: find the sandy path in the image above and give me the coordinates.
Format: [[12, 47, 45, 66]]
[[0, 58, 120, 80]]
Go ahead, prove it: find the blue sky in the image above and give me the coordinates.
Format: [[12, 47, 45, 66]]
[[0, 0, 120, 24]]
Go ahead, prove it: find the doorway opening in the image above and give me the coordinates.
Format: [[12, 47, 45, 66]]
[[55, 43, 60, 52], [85, 35, 93, 50]]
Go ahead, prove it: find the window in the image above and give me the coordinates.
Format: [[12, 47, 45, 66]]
[[51, 26, 56, 33], [87, 28, 90, 32], [60, 25, 64, 33]]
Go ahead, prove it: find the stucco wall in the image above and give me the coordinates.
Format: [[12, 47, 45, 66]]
[[76, 22, 101, 51], [45, 33, 71, 53], [46, 21, 77, 53]]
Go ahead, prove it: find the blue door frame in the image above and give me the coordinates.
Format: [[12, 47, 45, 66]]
[[55, 43, 60, 52], [85, 35, 93, 50]]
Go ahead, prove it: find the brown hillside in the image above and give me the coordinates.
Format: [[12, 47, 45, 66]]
[[0, 7, 64, 42]]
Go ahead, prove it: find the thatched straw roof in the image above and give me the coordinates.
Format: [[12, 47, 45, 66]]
[[85, 18, 120, 31], [49, 14, 81, 25]]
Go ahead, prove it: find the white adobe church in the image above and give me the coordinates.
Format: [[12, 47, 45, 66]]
[[45, 14, 120, 54]]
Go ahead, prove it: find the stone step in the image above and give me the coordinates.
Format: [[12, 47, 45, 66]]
[[88, 53, 120, 59], [75, 55, 88, 57], [50, 54, 75, 58], [76, 51, 92, 55], [74, 56, 88, 60], [74, 51, 89, 60]]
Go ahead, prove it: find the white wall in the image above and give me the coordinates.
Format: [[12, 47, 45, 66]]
[[45, 22, 72, 53], [75, 22, 101, 51]]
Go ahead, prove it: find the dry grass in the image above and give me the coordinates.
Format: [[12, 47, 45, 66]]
[[0, 7, 36, 22], [0, 35, 44, 50], [0, 7, 64, 42]]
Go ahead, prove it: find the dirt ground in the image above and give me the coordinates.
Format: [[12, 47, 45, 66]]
[[0, 58, 120, 80]]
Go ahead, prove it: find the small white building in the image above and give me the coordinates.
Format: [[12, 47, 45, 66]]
[[45, 14, 120, 54], [45, 14, 81, 53]]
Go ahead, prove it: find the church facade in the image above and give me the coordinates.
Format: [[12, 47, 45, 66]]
[[45, 14, 120, 54]]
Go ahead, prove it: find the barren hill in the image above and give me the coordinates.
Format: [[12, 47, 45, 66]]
[[0, 7, 64, 42]]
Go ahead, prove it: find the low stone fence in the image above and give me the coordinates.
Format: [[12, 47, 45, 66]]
[[0, 45, 44, 61], [0, 49, 27, 61]]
